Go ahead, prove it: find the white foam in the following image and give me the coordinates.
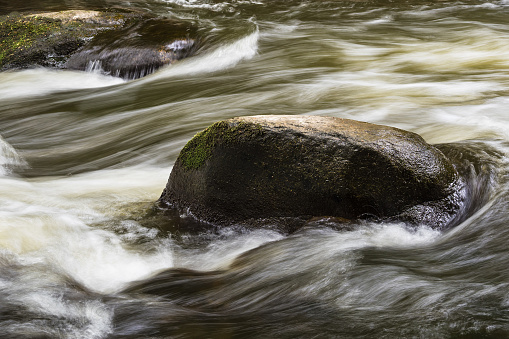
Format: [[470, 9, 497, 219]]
[[145, 30, 259, 80], [160, 0, 263, 11], [0, 135, 26, 176], [0, 166, 173, 293], [365, 15, 394, 25], [18, 291, 113, 338], [161, 0, 228, 11], [413, 96, 509, 143], [175, 229, 284, 270], [0, 68, 124, 99]]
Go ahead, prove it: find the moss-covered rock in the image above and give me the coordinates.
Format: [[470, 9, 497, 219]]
[[0, 10, 198, 79], [0, 14, 67, 68], [160, 115, 465, 229]]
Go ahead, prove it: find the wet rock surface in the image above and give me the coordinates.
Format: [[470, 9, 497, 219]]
[[160, 115, 466, 230], [0, 9, 198, 79]]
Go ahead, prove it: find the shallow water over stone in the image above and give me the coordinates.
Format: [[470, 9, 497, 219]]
[[1, 0, 509, 337]]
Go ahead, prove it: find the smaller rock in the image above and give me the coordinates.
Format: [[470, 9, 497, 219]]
[[66, 16, 197, 79], [0, 13, 78, 69], [0, 10, 199, 79]]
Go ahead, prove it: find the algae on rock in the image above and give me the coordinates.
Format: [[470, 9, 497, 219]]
[[0, 14, 62, 68], [179, 121, 264, 170], [0, 10, 199, 79]]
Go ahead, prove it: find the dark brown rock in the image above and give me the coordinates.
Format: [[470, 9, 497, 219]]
[[160, 115, 465, 229], [0, 10, 198, 79], [65, 16, 197, 79]]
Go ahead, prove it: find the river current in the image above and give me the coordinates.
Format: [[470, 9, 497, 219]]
[[1, 0, 509, 337]]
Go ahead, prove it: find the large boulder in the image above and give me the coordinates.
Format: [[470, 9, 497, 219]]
[[0, 10, 198, 79], [160, 115, 465, 229]]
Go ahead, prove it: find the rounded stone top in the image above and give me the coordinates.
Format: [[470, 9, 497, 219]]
[[161, 115, 464, 229]]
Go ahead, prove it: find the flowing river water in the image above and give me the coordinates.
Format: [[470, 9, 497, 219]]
[[1, 0, 509, 337]]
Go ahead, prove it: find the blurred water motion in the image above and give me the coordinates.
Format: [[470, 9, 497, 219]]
[[1, 0, 509, 337]]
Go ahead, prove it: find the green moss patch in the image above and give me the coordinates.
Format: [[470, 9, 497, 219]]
[[0, 11, 137, 70], [0, 14, 61, 67], [178, 120, 263, 170], [0, 10, 198, 78]]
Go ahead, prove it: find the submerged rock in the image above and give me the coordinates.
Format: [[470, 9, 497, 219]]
[[0, 10, 198, 79], [160, 115, 465, 229]]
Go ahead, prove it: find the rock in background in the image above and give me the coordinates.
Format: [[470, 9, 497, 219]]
[[0, 9, 198, 79]]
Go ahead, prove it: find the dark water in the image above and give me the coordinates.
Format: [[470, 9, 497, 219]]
[[1, 0, 509, 337]]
